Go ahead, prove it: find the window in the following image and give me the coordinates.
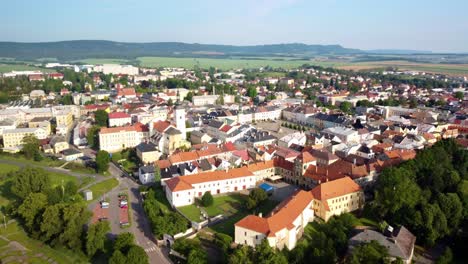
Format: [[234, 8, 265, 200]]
[[245, 231, 247, 236]]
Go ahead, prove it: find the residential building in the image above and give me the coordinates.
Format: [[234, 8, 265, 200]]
[[311, 177, 364, 221], [234, 190, 314, 250], [98, 123, 149, 153], [136, 142, 161, 164], [164, 167, 256, 207], [3, 127, 48, 151], [109, 112, 132, 127], [139, 165, 157, 184]]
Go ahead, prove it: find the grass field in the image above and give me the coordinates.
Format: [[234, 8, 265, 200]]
[[76, 58, 131, 64], [0, 221, 87, 264], [0, 64, 54, 73], [338, 60, 468, 75], [137, 56, 313, 70], [87, 178, 119, 202]]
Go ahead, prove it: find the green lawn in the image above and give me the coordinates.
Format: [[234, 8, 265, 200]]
[[87, 178, 119, 202], [0, 153, 65, 167], [178, 205, 203, 222], [0, 164, 20, 174], [197, 194, 280, 238], [0, 221, 87, 264], [48, 171, 79, 188]]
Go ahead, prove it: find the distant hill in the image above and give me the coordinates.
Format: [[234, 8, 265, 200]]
[[367, 49, 432, 55], [0, 40, 364, 61]]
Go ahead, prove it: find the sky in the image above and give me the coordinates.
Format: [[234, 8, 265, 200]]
[[1, 0, 467, 52]]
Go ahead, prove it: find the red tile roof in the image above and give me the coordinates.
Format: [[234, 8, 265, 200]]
[[235, 190, 314, 235], [165, 167, 254, 192], [311, 176, 361, 201], [109, 112, 131, 119]]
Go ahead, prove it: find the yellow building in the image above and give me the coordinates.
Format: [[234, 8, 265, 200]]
[[2, 127, 48, 151], [55, 110, 73, 128], [28, 117, 52, 136], [50, 136, 69, 154], [136, 142, 161, 164], [311, 177, 364, 221], [163, 127, 190, 155], [99, 123, 149, 153]]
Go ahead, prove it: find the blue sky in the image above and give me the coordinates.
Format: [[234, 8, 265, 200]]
[[1, 0, 467, 52]]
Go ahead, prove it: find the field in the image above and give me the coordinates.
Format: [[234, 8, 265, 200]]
[[137, 56, 313, 70], [76, 58, 131, 65], [0, 64, 55, 73], [337, 60, 468, 75]]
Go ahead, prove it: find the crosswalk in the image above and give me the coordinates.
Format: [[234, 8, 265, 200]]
[[145, 246, 158, 253]]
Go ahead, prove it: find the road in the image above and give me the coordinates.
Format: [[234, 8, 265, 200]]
[[107, 162, 172, 264]]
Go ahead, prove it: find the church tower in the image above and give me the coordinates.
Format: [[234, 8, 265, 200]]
[[174, 103, 186, 140]]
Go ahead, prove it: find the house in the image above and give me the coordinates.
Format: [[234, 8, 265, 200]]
[[108, 112, 132, 127], [139, 165, 157, 184], [49, 135, 69, 154], [61, 148, 84, 161], [311, 177, 364, 221], [349, 226, 416, 264], [278, 132, 306, 148], [234, 190, 314, 250], [164, 167, 256, 207], [136, 142, 161, 164]]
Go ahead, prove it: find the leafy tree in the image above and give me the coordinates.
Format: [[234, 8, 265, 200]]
[[347, 240, 389, 264], [339, 102, 353, 113], [167, 98, 173, 106], [114, 232, 135, 252], [86, 221, 110, 257], [201, 191, 214, 207], [109, 250, 126, 264], [247, 85, 258, 99], [60, 94, 73, 105], [86, 125, 100, 149], [229, 245, 253, 264], [95, 150, 110, 173], [18, 193, 48, 231], [94, 110, 108, 127], [126, 245, 149, 264], [185, 91, 193, 102], [11, 167, 51, 199], [21, 134, 40, 160], [454, 91, 464, 100], [255, 239, 288, 264], [437, 246, 453, 264], [246, 188, 267, 210]]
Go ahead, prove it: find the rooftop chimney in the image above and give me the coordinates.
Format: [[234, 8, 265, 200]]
[[258, 212, 263, 218]]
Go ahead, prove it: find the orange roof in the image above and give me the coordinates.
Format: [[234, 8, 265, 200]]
[[311, 177, 361, 201], [165, 167, 254, 192], [100, 123, 148, 134], [153, 120, 171, 133], [299, 151, 316, 163], [246, 160, 274, 172], [117, 88, 136, 97], [235, 190, 314, 235]]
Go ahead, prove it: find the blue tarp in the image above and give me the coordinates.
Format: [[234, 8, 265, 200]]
[[259, 183, 274, 193]]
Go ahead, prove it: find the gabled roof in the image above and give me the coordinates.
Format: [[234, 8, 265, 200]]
[[311, 176, 361, 201], [109, 112, 131, 119], [235, 190, 314, 236]]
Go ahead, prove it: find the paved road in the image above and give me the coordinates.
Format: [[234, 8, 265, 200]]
[[108, 163, 172, 264]]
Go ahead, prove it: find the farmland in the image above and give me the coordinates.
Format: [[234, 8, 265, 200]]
[[0, 64, 54, 73], [137, 56, 314, 70], [337, 60, 468, 75]]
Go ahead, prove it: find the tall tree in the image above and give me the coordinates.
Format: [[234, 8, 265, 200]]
[[95, 150, 110, 173], [18, 193, 48, 232], [21, 134, 40, 160], [11, 167, 51, 199], [94, 110, 108, 127], [86, 221, 111, 257]]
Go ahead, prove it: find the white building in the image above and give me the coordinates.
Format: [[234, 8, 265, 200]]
[[235, 190, 314, 250], [164, 167, 256, 207], [193, 95, 219, 106], [322, 127, 360, 144], [108, 112, 132, 127], [93, 64, 139, 75], [173, 105, 187, 140]]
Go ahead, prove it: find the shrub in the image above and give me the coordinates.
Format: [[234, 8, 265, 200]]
[[201, 191, 214, 207]]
